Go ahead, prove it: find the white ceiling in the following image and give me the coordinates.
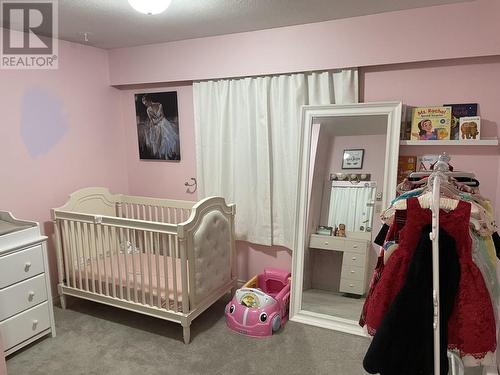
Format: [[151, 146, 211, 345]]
[[51, 0, 469, 49]]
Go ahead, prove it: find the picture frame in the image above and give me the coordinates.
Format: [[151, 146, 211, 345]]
[[134, 91, 181, 161], [342, 149, 364, 169]]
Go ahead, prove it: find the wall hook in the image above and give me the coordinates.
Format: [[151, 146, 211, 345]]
[[185, 177, 197, 193]]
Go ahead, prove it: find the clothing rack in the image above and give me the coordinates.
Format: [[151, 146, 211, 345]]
[[427, 153, 465, 375]]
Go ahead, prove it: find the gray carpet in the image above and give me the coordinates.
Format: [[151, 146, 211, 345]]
[[302, 289, 365, 321], [6, 296, 372, 375]]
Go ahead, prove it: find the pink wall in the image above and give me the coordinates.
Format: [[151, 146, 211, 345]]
[[0, 40, 129, 292], [361, 56, 500, 222], [108, 0, 500, 85]]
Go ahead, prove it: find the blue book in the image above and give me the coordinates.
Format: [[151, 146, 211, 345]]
[[444, 103, 478, 140]]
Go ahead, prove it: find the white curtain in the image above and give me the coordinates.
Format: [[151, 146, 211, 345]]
[[328, 185, 374, 232], [193, 69, 358, 248]]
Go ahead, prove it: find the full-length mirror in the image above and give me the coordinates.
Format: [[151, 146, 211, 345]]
[[291, 103, 401, 335]]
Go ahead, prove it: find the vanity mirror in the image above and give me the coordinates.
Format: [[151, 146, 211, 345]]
[[291, 102, 402, 336]]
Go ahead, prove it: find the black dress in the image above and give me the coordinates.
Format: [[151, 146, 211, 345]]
[[363, 225, 461, 375]]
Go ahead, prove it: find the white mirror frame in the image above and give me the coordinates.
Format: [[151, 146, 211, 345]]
[[290, 102, 402, 336]]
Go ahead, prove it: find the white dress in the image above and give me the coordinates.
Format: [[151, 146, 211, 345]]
[[146, 103, 180, 159]]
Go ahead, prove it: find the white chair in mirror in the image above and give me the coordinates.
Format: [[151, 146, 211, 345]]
[[291, 102, 402, 336]]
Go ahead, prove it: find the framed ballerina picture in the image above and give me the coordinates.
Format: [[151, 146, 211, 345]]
[[134, 91, 180, 161]]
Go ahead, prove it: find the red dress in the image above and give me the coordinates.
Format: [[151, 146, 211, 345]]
[[363, 197, 496, 359]]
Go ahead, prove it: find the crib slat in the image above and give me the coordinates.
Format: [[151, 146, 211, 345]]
[[106, 225, 116, 298], [78, 222, 89, 291], [142, 205, 146, 221], [69, 221, 82, 289], [167, 205, 174, 310], [113, 226, 123, 300], [101, 225, 110, 296], [74, 221, 89, 291], [180, 238, 189, 314], [123, 228, 131, 301], [82, 223, 95, 293], [155, 232, 161, 308], [94, 224, 103, 295], [62, 220, 72, 288], [147, 231, 154, 306], [172, 236, 179, 312], [162, 233, 170, 310], [139, 230, 146, 304], [131, 229, 138, 303], [88, 224, 100, 294]]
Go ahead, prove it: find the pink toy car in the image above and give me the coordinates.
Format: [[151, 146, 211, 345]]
[[225, 268, 291, 337]]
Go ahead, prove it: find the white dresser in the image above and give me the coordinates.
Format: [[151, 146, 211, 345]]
[[0, 211, 55, 356], [309, 234, 370, 296]]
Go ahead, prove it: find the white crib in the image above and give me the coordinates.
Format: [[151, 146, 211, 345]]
[[51, 187, 237, 344]]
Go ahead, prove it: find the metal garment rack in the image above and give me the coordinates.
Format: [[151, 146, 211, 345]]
[[429, 153, 465, 375]]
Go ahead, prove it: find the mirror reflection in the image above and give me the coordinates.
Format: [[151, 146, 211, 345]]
[[302, 115, 387, 321]]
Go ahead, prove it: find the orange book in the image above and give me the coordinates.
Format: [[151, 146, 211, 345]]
[[397, 155, 417, 184]]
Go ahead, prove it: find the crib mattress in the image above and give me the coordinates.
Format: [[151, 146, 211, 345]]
[[74, 253, 185, 307]]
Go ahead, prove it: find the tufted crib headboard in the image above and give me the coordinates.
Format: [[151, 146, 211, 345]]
[[178, 197, 236, 309]]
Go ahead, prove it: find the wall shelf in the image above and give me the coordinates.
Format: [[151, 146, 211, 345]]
[[400, 137, 498, 146]]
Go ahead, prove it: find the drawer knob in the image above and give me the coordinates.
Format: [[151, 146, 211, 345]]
[[32, 320, 38, 329], [324, 242, 329, 245], [350, 270, 355, 274], [24, 262, 32, 272], [353, 245, 358, 249], [28, 291, 35, 301], [352, 257, 357, 260], [349, 284, 354, 287]]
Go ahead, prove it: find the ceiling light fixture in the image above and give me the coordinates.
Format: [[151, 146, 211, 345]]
[[128, 0, 172, 15]]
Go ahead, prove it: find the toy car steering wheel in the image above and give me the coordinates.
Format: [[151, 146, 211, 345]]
[[235, 288, 275, 308]]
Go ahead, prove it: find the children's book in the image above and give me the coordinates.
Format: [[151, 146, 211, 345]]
[[417, 154, 439, 171], [411, 106, 452, 141], [444, 103, 478, 140], [459, 116, 481, 140], [397, 155, 417, 183], [400, 105, 414, 140]]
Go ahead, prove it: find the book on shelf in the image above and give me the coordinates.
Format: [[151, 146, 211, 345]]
[[397, 155, 417, 183], [459, 116, 481, 140], [444, 103, 478, 140], [411, 106, 452, 141], [400, 105, 414, 140], [417, 154, 439, 171]]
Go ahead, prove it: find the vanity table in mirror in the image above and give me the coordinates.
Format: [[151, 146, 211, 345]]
[[291, 102, 401, 336]]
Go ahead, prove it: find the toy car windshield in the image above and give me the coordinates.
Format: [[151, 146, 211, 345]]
[[235, 288, 276, 309]]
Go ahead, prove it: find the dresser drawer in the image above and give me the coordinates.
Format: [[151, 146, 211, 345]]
[[309, 235, 345, 251], [0, 245, 44, 288], [339, 278, 365, 295], [0, 274, 48, 321], [341, 265, 366, 282], [0, 302, 50, 351], [343, 252, 366, 267], [344, 240, 368, 254]]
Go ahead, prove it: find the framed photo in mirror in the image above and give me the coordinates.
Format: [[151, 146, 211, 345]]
[[342, 149, 364, 169]]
